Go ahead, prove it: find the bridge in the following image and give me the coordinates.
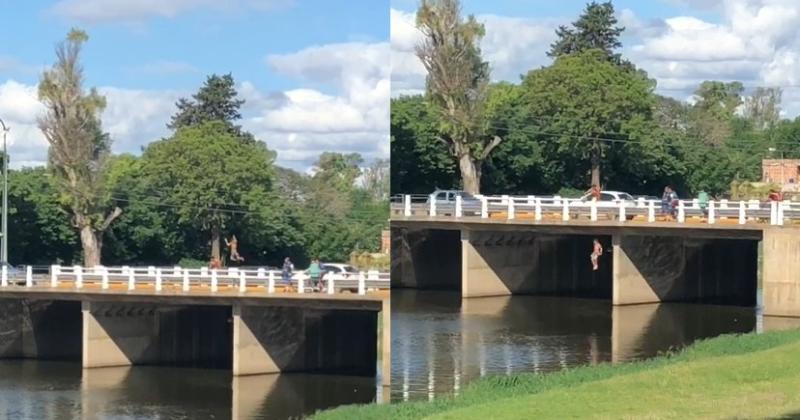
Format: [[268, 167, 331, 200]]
[[391, 194, 800, 317], [0, 264, 390, 386]]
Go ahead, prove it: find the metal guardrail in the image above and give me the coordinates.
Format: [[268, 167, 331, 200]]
[[390, 194, 800, 226], [0, 265, 390, 296]]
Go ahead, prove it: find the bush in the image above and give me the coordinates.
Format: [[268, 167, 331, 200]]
[[730, 181, 781, 200], [349, 251, 389, 270], [557, 187, 585, 198], [177, 257, 206, 268]]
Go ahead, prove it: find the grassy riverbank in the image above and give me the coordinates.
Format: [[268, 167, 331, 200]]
[[314, 328, 800, 420]]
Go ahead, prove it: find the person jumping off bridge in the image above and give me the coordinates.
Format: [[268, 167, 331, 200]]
[[590, 238, 603, 271], [225, 235, 245, 263]]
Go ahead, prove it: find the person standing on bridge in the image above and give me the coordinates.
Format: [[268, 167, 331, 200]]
[[282, 257, 294, 285], [586, 184, 601, 201], [590, 239, 603, 271], [308, 258, 322, 290], [661, 186, 672, 218]]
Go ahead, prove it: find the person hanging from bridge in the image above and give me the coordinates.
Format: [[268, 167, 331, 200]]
[[225, 235, 245, 263], [590, 238, 603, 271]]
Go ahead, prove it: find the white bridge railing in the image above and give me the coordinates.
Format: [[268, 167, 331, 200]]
[[391, 194, 800, 226], [0, 265, 389, 296]]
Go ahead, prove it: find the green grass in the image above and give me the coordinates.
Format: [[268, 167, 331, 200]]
[[312, 328, 800, 420]]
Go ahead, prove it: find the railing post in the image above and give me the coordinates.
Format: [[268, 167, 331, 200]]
[[51, 265, 59, 288], [101, 266, 109, 290], [327, 273, 335, 295], [534, 198, 542, 221], [708, 201, 715, 224], [590, 199, 598, 222], [738, 201, 746, 225], [778, 202, 785, 226], [182, 270, 190, 292], [403, 194, 411, 216], [298, 275, 305, 294], [211, 269, 218, 292], [75, 266, 83, 289], [648, 200, 655, 223], [147, 266, 155, 276], [481, 198, 488, 219], [26, 265, 32, 288], [201, 267, 208, 277], [239, 271, 246, 293], [507, 197, 515, 220], [562, 200, 569, 221], [155, 268, 162, 292], [618, 200, 626, 222], [267, 271, 275, 293], [637, 197, 645, 208], [429, 194, 437, 216], [1, 264, 6, 287], [455, 195, 463, 217], [677, 201, 685, 223], [527, 195, 534, 207], [257, 268, 265, 290], [173, 266, 181, 276], [358, 271, 366, 295], [770, 201, 778, 225], [128, 269, 135, 291]]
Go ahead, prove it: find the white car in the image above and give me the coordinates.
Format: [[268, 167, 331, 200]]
[[320, 263, 359, 278], [579, 190, 635, 204]]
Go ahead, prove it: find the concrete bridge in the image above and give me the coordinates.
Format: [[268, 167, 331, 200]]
[[0, 271, 390, 386], [391, 195, 800, 318]]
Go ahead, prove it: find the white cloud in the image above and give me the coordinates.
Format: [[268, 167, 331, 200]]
[[0, 41, 389, 171], [49, 0, 294, 24], [391, 1, 800, 116]]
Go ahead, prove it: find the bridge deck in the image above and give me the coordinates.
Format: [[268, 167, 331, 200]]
[[390, 215, 777, 239], [0, 286, 385, 311]]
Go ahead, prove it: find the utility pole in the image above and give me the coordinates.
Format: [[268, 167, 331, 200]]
[[0, 118, 7, 265]]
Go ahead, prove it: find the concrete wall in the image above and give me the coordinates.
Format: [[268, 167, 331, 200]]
[[612, 235, 757, 306], [82, 302, 232, 369], [763, 229, 800, 317], [0, 299, 81, 360], [232, 305, 377, 377], [391, 228, 461, 289], [461, 231, 611, 298]]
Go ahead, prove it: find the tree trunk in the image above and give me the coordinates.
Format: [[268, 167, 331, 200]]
[[79, 223, 101, 267], [458, 153, 481, 194], [211, 222, 221, 261], [590, 141, 601, 188]]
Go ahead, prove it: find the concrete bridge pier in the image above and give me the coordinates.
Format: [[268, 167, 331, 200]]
[[612, 235, 757, 306], [763, 229, 800, 317]]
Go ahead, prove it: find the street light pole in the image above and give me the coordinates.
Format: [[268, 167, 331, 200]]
[[0, 118, 8, 265]]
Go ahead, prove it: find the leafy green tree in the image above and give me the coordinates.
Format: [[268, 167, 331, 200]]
[[140, 121, 279, 262], [8, 168, 79, 265], [690, 81, 744, 146], [548, 1, 624, 63], [37, 28, 122, 266], [521, 49, 656, 188], [362, 158, 389, 201], [168, 73, 249, 138], [416, 0, 500, 193], [390, 95, 457, 194], [743, 87, 782, 131]]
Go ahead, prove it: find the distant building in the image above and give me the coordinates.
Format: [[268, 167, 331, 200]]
[[762, 159, 800, 191], [381, 229, 390, 254]]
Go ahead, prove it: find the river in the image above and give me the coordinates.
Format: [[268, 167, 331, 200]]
[[391, 289, 800, 402], [0, 362, 384, 419]]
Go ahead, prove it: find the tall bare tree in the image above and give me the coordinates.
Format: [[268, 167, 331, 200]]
[[416, 0, 500, 194], [743, 87, 782, 130], [38, 29, 121, 266]]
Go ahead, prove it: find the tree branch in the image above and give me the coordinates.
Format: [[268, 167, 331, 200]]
[[479, 135, 503, 160], [99, 206, 122, 232]]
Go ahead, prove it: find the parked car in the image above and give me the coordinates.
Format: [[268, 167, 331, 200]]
[[576, 190, 636, 220], [1, 263, 24, 285], [427, 189, 481, 215], [321, 263, 359, 278]]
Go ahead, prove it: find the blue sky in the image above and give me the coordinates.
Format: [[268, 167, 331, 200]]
[[391, 0, 800, 116], [0, 0, 390, 170]]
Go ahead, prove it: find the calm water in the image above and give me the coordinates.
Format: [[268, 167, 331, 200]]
[[391, 289, 800, 402], [0, 362, 383, 419]]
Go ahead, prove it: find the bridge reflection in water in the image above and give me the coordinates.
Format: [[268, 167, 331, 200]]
[[391, 289, 800, 402], [0, 361, 381, 419]]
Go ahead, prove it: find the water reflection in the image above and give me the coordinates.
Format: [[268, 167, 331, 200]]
[[0, 361, 377, 419], [391, 289, 800, 402]]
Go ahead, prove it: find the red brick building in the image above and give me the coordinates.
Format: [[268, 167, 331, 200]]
[[762, 159, 800, 188]]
